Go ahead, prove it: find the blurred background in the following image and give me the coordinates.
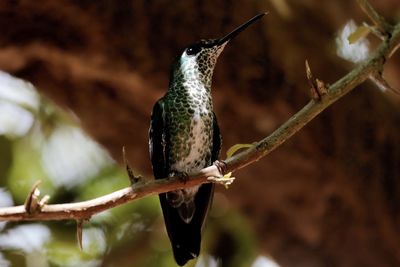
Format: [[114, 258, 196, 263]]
[[0, 0, 400, 266]]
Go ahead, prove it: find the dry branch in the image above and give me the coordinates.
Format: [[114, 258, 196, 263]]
[[357, 0, 393, 34], [0, 5, 399, 222]]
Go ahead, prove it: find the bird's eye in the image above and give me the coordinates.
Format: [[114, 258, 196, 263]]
[[186, 45, 201, 56]]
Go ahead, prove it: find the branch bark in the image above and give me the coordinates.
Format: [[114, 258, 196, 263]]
[[1, 13, 399, 223]]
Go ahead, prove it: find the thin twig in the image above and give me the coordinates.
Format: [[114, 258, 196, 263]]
[[0, 14, 399, 223], [370, 74, 400, 95], [357, 0, 393, 34]]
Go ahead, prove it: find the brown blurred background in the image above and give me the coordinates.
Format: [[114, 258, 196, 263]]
[[0, 0, 400, 266]]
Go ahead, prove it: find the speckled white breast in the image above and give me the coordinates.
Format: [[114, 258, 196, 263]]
[[171, 114, 211, 173]]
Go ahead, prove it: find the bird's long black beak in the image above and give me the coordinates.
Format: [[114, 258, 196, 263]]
[[214, 12, 267, 46]]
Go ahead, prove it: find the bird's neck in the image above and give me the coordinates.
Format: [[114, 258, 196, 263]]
[[169, 53, 216, 91], [168, 69, 213, 114]]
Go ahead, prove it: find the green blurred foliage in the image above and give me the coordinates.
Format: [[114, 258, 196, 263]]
[[0, 75, 259, 267]]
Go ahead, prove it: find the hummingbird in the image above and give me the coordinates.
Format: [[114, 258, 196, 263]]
[[149, 13, 266, 266]]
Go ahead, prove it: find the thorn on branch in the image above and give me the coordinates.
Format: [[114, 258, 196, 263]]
[[122, 146, 143, 185], [316, 79, 328, 96], [305, 60, 328, 101], [39, 195, 50, 207], [76, 217, 90, 250], [370, 74, 400, 95], [24, 180, 42, 214], [76, 219, 84, 251], [388, 43, 400, 58]]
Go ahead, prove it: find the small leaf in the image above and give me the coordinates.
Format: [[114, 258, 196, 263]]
[[222, 172, 234, 189], [348, 25, 370, 44], [226, 144, 254, 158]]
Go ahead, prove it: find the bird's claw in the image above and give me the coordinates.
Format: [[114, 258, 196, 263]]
[[213, 160, 227, 175], [170, 171, 189, 183]]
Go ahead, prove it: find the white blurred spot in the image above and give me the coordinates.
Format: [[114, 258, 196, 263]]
[[251, 255, 281, 267], [115, 222, 130, 241], [26, 251, 49, 267], [0, 71, 39, 111], [0, 253, 10, 267], [336, 20, 370, 63], [115, 217, 146, 242], [91, 210, 114, 224], [52, 257, 101, 267], [0, 188, 13, 207], [70, 260, 101, 267], [0, 100, 35, 137], [0, 188, 14, 230], [41, 125, 113, 188], [0, 71, 38, 137], [0, 224, 51, 253], [195, 255, 220, 267], [82, 227, 106, 255]]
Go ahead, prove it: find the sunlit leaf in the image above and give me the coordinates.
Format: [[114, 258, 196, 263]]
[[226, 144, 254, 158], [8, 136, 54, 203], [348, 25, 370, 44]]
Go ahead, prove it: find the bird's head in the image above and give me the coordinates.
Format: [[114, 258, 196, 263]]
[[171, 13, 266, 89]]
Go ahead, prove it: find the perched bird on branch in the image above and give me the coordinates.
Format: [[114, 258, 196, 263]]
[[149, 13, 266, 266]]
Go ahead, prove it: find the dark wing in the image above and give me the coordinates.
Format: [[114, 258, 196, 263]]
[[211, 112, 222, 162], [149, 99, 169, 180]]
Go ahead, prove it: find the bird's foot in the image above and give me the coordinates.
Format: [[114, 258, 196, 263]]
[[170, 171, 189, 183], [209, 160, 234, 188], [213, 160, 227, 175]]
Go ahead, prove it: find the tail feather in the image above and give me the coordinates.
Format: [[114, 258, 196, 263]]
[[159, 183, 214, 266], [177, 201, 196, 224]]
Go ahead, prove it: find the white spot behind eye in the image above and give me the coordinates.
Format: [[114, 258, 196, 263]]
[[181, 50, 198, 63]]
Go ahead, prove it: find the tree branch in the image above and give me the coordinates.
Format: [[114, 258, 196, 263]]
[[1, 15, 399, 223]]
